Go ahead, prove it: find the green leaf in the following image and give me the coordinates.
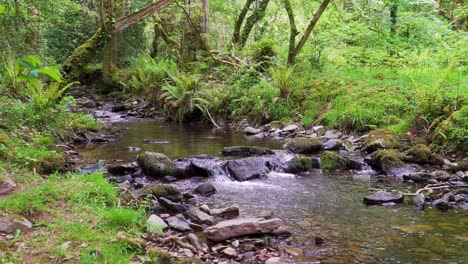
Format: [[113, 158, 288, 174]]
[[40, 66, 63, 82], [0, 5, 5, 14], [21, 55, 42, 68]]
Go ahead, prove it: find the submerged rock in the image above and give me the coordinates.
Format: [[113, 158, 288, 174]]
[[0, 215, 32, 234], [225, 157, 270, 181], [363, 191, 404, 205], [204, 217, 283, 241], [193, 183, 217, 196], [137, 151, 181, 178], [221, 146, 274, 157], [283, 138, 323, 154], [363, 129, 399, 153]]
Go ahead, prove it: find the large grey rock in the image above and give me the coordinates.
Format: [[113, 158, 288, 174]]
[[283, 138, 323, 154], [243, 127, 261, 135], [0, 177, 16, 195], [222, 146, 273, 157], [184, 208, 214, 225], [137, 152, 181, 178], [204, 218, 283, 241], [412, 193, 425, 210], [106, 162, 138, 176], [166, 214, 192, 232], [225, 157, 270, 181], [363, 191, 404, 205], [433, 193, 454, 210], [147, 214, 168, 230], [323, 139, 343, 151], [159, 197, 189, 213], [0, 215, 32, 234]]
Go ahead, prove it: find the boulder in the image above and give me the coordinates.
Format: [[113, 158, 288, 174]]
[[211, 206, 239, 219], [0, 215, 32, 234], [137, 152, 181, 178], [159, 197, 189, 213], [363, 191, 404, 205], [433, 193, 454, 210], [166, 214, 192, 232], [0, 176, 16, 195], [106, 162, 138, 176], [184, 208, 214, 225], [286, 156, 318, 174], [225, 157, 270, 181], [204, 218, 283, 241], [139, 184, 183, 202], [363, 129, 399, 153], [283, 138, 323, 154], [366, 150, 414, 176], [193, 183, 216, 196], [323, 139, 343, 151], [243, 127, 261, 135], [147, 214, 168, 231], [320, 152, 348, 171], [221, 146, 273, 157], [406, 144, 443, 165]]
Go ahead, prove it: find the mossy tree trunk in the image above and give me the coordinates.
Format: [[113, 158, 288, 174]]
[[179, 0, 210, 63], [283, 0, 297, 65], [239, 0, 270, 48], [232, 0, 254, 46]]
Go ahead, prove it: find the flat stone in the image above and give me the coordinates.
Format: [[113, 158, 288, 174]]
[[323, 139, 342, 151], [0, 177, 16, 195], [312, 126, 325, 136], [324, 130, 341, 139], [363, 191, 404, 205], [211, 206, 239, 219], [106, 162, 138, 175], [159, 197, 189, 213], [166, 214, 192, 232], [147, 214, 168, 230], [282, 124, 299, 132], [204, 218, 283, 241], [243, 126, 261, 135], [222, 146, 274, 157], [285, 247, 303, 256], [184, 208, 214, 225], [183, 248, 194, 257], [193, 183, 216, 196], [0, 215, 32, 234], [222, 247, 237, 257]]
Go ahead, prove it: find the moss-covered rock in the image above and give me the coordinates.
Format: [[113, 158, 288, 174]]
[[283, 138, 323, 154], [37, 153, 67, 174], [364, 129, 399, 153], [367, 150, 406, 175], [137, 151, 181, 178], [139, 184, 183, 202], [432, 106, 468, 152], [449, 159, 468, 172], [0, 131, 10, 159], [406, 144, 443, 165], [286, 156, 318, 173], [320, 151, 348, 171]]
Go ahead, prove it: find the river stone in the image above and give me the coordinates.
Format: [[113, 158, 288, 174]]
[[0, 215, 32, 234], [403, 173, 435, 183], [283, 138, 323, 154], [204, 218, 283, 241], [193, 183, 216, 196], [324, 130, 341, 139], [366, 149, 416, 176], [226, 157, 270, 181], [106, 162, 138, 176], [312, 126, 325, 136], [187, 233, 204, 251], [222, 247, 237, 257], [159, 197, 189, 213], [0, 176, 16, 195], [166, 214, 192, 232], [412, 193, 425, 210], [243, 126, 261, 135], [363, 129, 399, 153], [323, 139, 343, 151], [286, 156, 316, 174], [147, 214, 168, 230], [282, 124, 299, 133], [222, 146, 274, 157], [184, 208, 214, 225], [137, 151, 181, 178], [211, 206, 239, 219], [320, 151, 348, 171], [199, 204, 211, 215], [363, 191, 404, 205], [433, 193, 454, 210], [139, 184, 183, 202]]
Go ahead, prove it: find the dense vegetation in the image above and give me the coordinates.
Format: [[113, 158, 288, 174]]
[[0, 0, 467, 262]]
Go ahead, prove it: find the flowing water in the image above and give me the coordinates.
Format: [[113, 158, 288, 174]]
[[81, 120, 468, 264]]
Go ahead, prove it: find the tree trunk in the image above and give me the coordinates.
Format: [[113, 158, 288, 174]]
[[284, 0, 297, 65], [180, 0, 210, 63], [290, 0, 332, 64], [390, 0, 397, 35], [232, 0, 254, 46], [240, 0, 270, 47]]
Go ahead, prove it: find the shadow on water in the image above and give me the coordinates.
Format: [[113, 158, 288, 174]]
[[81, 120, 468, 263]]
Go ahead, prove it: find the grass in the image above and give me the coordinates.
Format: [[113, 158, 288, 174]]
[[0, 170, 178, 263]]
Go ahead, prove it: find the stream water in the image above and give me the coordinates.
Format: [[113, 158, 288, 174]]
[[81, 120, 468, 264]]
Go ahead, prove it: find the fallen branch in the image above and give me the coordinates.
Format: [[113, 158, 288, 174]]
[[403, 184, 450, 196], [162, 236, 197, 253]]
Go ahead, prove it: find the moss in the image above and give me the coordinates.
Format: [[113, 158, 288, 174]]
[[37, 153, 67, 174], [284, 138, 323, 154], [0, 131, 10, 159], [137, 151, 180, 178], [139, 184, 183, 202], [287, 156, 314, 173], [449, 159, 468, 172], [364, 129, 399, 153], [369, 149, 405, 174], [407, 144, 443, 165], [320, 151, 347, 171], [432, 106, 468, 152]]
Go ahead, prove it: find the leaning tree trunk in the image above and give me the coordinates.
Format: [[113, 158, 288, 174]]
[[62, 0, 174, 79], [240, 0, 270, 48], [283, 0, 297, 65], [232, 0, 254, 46]]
